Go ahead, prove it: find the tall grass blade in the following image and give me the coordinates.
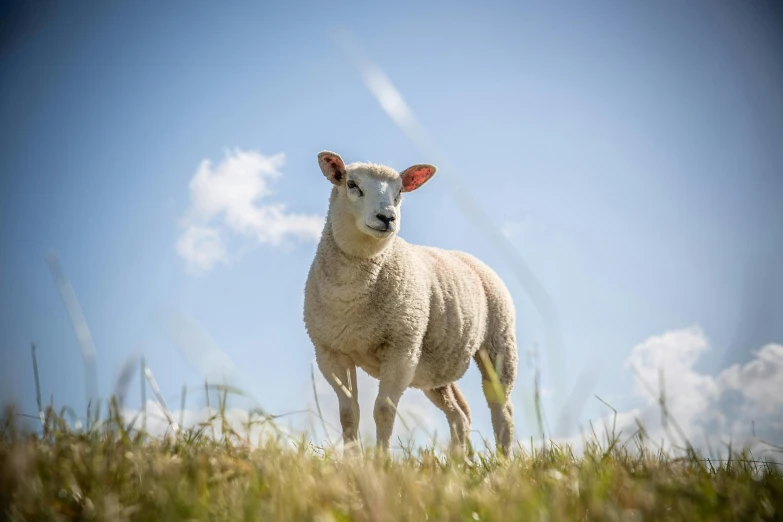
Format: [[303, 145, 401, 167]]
[[45, 251, 99, 412], [144, 365, 179, 433], [205, 377, 216, 439], [179, 384, 187, 431], [311, 362, 332, 447], [140, 357, 147, 434], [30, 343, 44, 428], [114, 356, 139, 409]]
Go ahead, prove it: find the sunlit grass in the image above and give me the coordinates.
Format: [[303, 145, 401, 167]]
[[1, 392, 781, 521], [1, 345, 781, 520]]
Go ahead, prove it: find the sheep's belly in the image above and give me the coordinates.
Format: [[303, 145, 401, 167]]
[[353, 354, 468, 389], [411, 342, 475, 389], [327, 323, 480, 389], [410, 362, 472, 389], [356, 359, 382, 380]]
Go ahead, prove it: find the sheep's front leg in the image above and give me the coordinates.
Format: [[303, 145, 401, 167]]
[[374, 355, 416, 453], [316, 350, 360, 448]]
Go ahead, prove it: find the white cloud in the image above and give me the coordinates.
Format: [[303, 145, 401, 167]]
[[122, 401, 295, 446], [625, 326, 723, 442], [560, 326, 783, 462], [177, 148, 324, 274], [175, 226, 228, 274], [718, 343, 783, 417]]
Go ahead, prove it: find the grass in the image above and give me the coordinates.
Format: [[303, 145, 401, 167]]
[[1, 395, 782, 522]]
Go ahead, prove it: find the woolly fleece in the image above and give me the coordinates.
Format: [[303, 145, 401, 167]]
[[304, 151, 518, 454]]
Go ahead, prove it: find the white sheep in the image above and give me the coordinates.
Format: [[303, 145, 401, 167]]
[[304, 151, 518, 455]]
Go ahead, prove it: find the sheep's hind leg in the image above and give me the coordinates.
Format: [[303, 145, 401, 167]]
[[475, 341, 517, 456], [423, 383, 471, 452], [315, 350, 360, 451]]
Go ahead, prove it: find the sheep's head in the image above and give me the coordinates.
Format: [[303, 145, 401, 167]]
[[318, 151, 436, 246]]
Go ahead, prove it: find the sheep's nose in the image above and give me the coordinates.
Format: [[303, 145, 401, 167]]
[[376, 213, 395, 226]]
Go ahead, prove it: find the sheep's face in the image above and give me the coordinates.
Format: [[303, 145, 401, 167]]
[[318, 151, 437, 241]]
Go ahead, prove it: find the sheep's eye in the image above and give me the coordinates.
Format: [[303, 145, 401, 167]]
[[347, 180, 363, 196]]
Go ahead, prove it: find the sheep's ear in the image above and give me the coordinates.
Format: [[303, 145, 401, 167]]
[[318, 151, 346, 185], [400, 164, 437, 192]]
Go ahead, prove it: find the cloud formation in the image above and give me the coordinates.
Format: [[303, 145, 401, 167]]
[[122, 401, 294, 445], [177, 149, 323, 274], [175, 226, 228, 273], [565, 326, 783, 461]]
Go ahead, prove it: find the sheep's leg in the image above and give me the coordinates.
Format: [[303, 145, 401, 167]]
[[423, 383, 471, 452], [374, 357, 416, 453], [316, 350, 360, 448], [475, 344, 517, 456]]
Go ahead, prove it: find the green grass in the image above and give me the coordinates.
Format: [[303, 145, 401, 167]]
[[1, 399, 782, 521]]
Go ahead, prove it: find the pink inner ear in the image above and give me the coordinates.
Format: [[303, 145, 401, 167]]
[[402, 166, 435, 192], [322, 155, 344, 182]]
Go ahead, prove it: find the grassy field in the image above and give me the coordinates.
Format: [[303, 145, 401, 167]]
[[1, 398, 782, 522]]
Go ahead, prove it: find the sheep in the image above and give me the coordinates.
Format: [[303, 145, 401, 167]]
[[303, 150, 518, 455]]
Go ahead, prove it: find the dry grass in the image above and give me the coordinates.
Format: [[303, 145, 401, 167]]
[[1, 396, 781, 522]]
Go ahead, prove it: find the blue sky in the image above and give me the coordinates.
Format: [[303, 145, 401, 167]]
[[1, 0, 781, 450]]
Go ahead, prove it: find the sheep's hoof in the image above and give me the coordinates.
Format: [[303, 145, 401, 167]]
[[342, 440, 363, 460]]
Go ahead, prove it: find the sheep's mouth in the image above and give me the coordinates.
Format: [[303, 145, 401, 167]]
[[365, 224, 394, 235]]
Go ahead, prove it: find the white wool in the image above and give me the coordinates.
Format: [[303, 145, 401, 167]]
[[304, 151, 518, 454]]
